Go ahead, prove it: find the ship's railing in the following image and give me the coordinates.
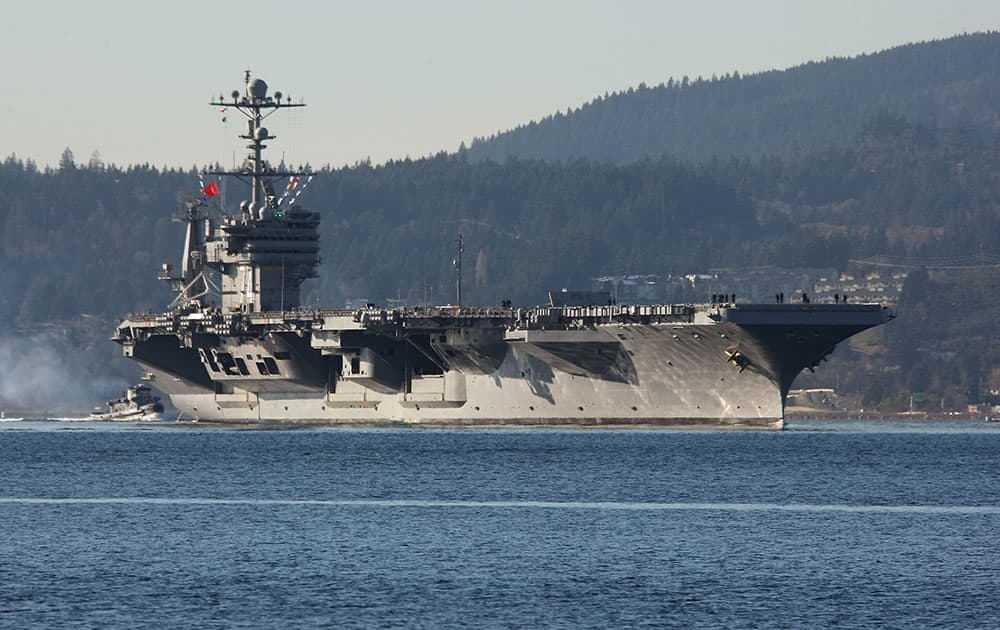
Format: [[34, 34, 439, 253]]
[[726, 303, 887, 312], [120, 313, 181, 326], [546, 304, 693, 320], [118, 301, 895, 346], [123, 302, 702, 332]]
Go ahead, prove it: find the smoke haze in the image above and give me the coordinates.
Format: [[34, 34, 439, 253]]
[[0, 331, 129, 414]]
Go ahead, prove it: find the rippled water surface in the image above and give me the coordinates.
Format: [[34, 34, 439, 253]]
[[2, 419, 999, 627]]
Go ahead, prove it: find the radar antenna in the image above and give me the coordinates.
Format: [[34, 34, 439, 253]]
[[206, 70, 311, 219], [159, 71, 321, 314]]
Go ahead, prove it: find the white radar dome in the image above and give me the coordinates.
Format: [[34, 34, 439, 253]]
[[247, 78, 268, 99]]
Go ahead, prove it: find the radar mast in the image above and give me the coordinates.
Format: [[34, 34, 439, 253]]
[[162, 72, 320, 313], [206, 70, 311, 219]]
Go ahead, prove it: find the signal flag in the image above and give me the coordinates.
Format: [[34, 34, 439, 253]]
[[203, 181, 220, 197]]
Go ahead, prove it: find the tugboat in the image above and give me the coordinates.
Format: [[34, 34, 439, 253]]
[[90, 384, 165, 421]]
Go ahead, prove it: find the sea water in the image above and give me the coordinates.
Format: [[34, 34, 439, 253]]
[[1, 419, 999, 627]]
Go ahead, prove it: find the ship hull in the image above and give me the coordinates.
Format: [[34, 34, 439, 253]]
[[117, 304, 893, 428], [140, 335, 784, 428]]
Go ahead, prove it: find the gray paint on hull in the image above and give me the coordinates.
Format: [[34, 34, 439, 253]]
[[120, 304, 891, 428]]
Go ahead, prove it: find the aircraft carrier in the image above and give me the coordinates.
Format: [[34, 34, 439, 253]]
[[113, 73, 894, 428]]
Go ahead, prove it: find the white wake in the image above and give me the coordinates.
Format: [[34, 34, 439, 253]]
[[0, 497, 997, 514]]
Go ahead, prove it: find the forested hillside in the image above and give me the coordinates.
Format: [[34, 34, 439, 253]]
[[0, 154, 186, 322], [3, 114, 996, 325], [465, 32, 1000, 164]]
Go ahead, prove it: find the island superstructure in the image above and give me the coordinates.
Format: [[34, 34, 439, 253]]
[[113, 73, 894, 427]]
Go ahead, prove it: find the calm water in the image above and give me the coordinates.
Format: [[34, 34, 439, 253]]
[[2, 419, 999, 628]]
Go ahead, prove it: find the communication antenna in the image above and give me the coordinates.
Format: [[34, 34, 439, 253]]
[[206, 70, 308, 214], [454, 233, 464, 306]]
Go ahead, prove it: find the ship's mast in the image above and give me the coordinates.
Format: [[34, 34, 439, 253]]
[[455, 233, 464, 306], [161, 72, 321, 313], [207, 70, 309, 217]]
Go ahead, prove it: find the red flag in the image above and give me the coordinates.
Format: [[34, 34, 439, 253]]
[[203, 181, 220, 197]]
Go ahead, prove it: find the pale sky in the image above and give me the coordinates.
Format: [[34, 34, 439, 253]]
[[2, 0, 998, 170]]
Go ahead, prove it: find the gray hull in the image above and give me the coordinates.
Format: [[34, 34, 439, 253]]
[[117, 303, 893, 428]]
